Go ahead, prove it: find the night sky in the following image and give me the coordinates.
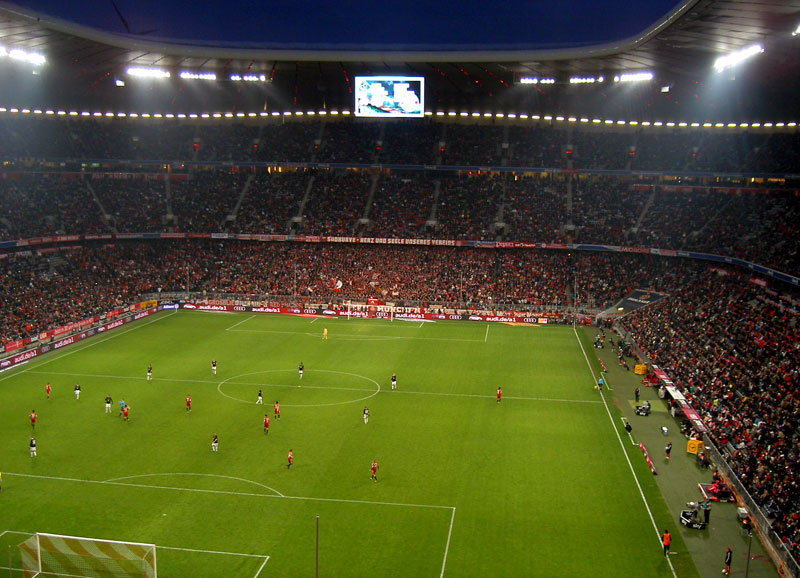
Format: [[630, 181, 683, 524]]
[[16, 0, 681, 49]]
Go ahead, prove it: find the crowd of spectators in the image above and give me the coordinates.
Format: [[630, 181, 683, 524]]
[[298, 171, 372, 235], [1, 240, 701, 343], [501, 178, 567, 243], [570, 180, 649, 245], [620, 270, 800, 562], [435, 174, 503, 240], [230, 171, 309, 234], [169, 171, 246, 232], [0, 174, 106, 237], [365, 173, 434, 238], [2, 167, 799, 274]]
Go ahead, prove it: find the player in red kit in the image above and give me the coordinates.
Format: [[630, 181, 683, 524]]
[[263, 414, 270, 435], [274, 401, 280, 421], [287, 449, 293, 469], [30, 410, 37, 430], [122, 405, 129, 421], [45, 383, 51, 400], [496, 387, 502, 403], [371, 460, 379, 482], [185, 395, 192, 412]]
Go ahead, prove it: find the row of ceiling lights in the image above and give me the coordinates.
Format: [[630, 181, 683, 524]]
[[0, 106, 796, 129]]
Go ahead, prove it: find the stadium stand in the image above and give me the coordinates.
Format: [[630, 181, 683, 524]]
[[1, 115, 799, 569]]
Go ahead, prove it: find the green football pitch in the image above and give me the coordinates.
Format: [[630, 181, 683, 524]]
[[0, 310, 699, 577]]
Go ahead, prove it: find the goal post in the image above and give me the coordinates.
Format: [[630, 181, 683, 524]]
[[19, 533, 156, 578]]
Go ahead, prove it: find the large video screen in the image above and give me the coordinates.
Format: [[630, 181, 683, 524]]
[[355, 76, 425, 118]]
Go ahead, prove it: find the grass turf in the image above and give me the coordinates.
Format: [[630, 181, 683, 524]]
[[0, 310, 699, 577]]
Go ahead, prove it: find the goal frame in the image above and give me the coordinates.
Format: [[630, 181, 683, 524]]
[[20, 532, 157, 578]]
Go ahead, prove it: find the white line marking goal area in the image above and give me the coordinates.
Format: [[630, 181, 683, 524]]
[[0, 529, 270, 578]]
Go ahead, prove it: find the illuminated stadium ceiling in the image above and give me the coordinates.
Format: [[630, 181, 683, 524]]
[[0, 0, 799, 121]]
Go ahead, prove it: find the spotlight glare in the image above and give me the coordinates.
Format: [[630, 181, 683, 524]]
[[713, 44, 764, 72], [613, 71, 654, 83], [127, 67, 170, 78], [179, 71, 216, 80], [7, 48, 45, 65]]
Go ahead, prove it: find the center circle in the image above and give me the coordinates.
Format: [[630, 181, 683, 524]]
[[216, 369, 381, 407]]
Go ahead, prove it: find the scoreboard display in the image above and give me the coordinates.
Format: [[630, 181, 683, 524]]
[[355, 76, 424, 117]]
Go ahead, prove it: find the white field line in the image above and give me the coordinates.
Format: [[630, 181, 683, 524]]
[[440, 507, 456, 578], [620, 417, 637, 445], [228, 327, 484, 343], [5, 471, 454, 575], [104, 473, 285, 497], [225, 315, 255, 331], [26, 370, 602, 405], [252, 555, 269, 577], [1, 529, 269, 577], [309, 318, 318, 324], [0, 310, 177, 384], [158, 545, 267, 559], [573, 325, 678, 578], [484, 325, 489, 342], [4, 472, 454, 511]]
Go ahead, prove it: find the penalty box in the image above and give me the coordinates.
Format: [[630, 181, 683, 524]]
[[1, 472, 456, 577]]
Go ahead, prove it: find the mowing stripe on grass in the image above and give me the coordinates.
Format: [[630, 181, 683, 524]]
[[573, 325, 678, 578]]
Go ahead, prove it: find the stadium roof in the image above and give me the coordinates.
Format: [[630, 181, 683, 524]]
[[1, 0, 799, 122]]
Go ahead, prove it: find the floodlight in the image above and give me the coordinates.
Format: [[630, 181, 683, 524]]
[[793, 23, 800, 36], [713, 44, 763, 72], [230, 73, 267, 82], [660, 85, 670, 93], [0, 46, 5, 57], [179, 71, 216, 80], [613, 72, 654, 83], [7, 48, 45, 65], [569, 76, 602, 84], [127, 67, 170, 78], [520, 77, 554, 84], [115, 79, 126, 87]]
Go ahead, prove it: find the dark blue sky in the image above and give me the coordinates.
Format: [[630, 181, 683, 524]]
[[19, 0, 681, 49]]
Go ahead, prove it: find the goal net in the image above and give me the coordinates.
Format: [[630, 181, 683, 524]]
[[19, 533, 156, 578]]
